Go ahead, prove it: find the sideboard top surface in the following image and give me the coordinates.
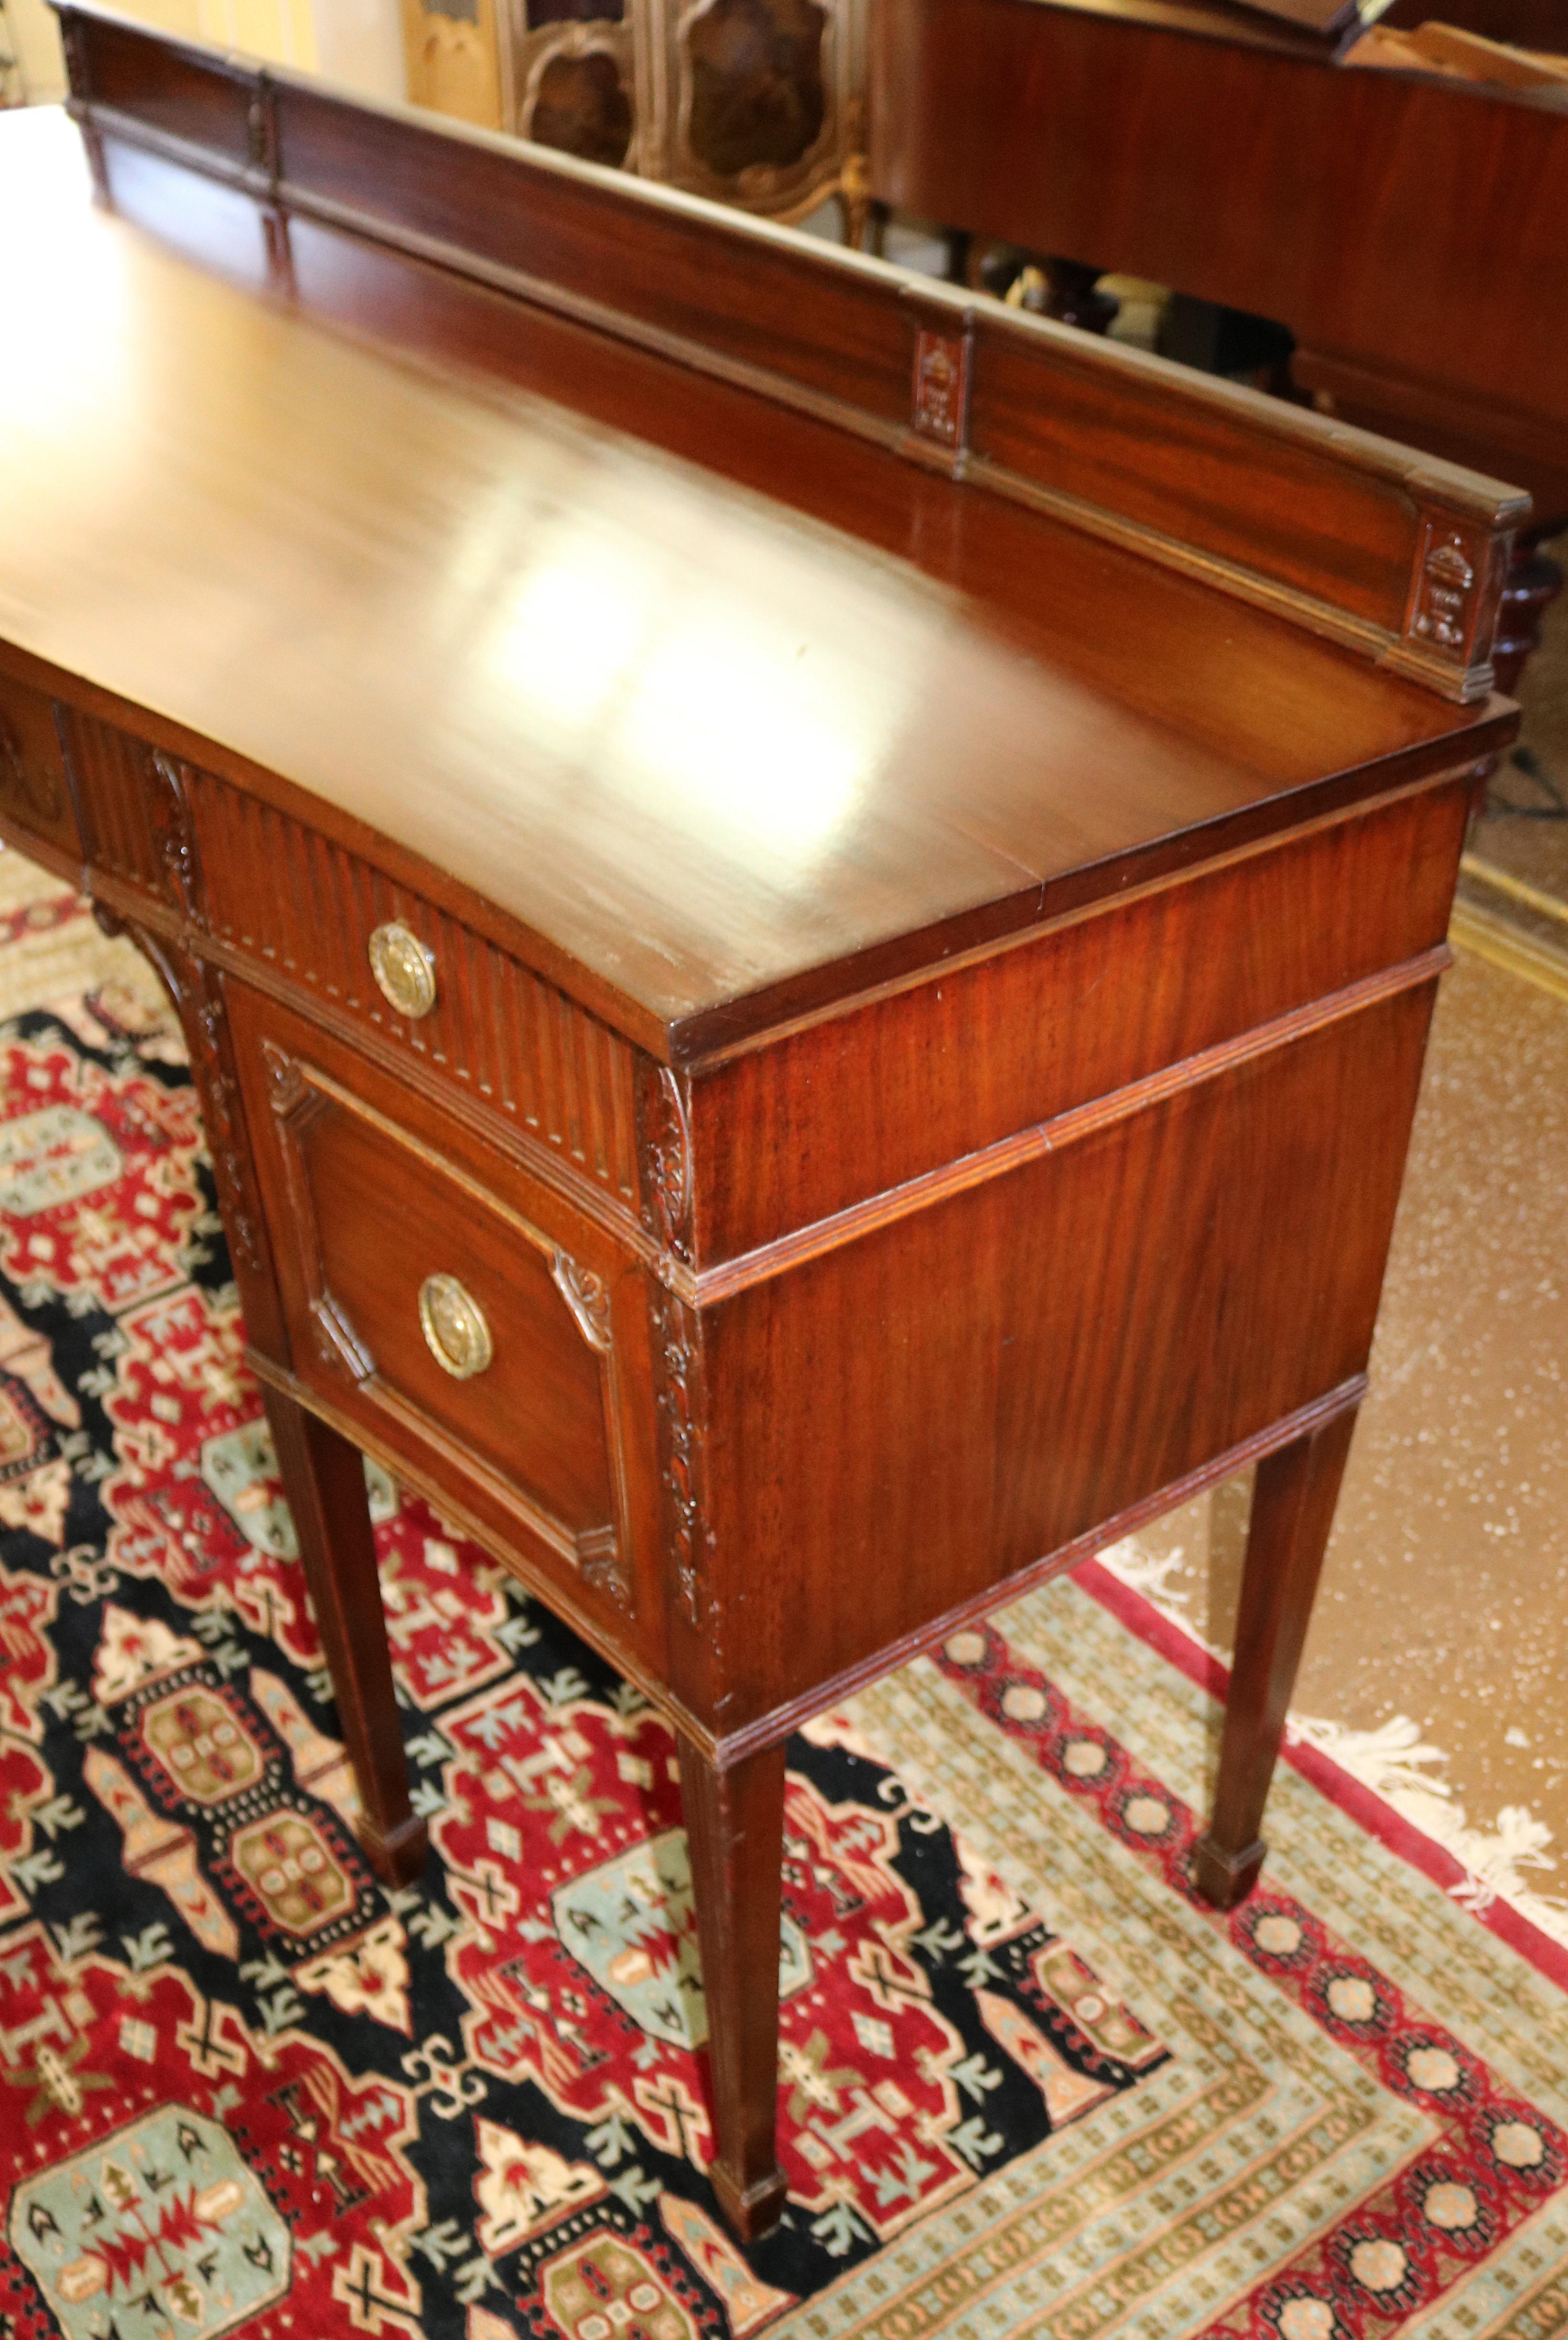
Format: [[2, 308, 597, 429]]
[[0, 105, 1509, 1055]]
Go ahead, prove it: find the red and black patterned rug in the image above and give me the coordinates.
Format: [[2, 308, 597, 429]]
[[1, 873, 1566, 2340]]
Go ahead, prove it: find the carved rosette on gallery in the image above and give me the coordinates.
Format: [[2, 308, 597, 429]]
[[402, 0, 865, 226]]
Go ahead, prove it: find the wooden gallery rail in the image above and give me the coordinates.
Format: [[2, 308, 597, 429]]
[[0, 4, 1523, 2241]]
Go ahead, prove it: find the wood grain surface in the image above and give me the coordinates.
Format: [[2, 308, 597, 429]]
[[1384, 0, 1568, 47], [869, 0, 1568, 523], [0, 37, 1525, 2239], [0, 104, 1516, 1060]]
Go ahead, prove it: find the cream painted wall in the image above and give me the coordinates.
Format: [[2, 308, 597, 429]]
[[312, 0, 404, 101], [7, 0, 70, 99], [195, 0, 318, 70], [4, 0, 404, 103]]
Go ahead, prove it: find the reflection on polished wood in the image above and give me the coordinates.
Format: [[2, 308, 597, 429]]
[[868, 0, 1568, 691], [0, 15, 1522, 2239]]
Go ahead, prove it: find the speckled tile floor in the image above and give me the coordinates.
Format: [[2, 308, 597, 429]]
[[1114, 940, 1568, 1942]]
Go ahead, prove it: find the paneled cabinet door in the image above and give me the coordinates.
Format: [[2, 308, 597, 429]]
[[402, 0, 865, 224]]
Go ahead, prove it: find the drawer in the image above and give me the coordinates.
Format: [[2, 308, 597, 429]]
[[228, 986, 648, 1624], [0, 672, 82, 868], [186, 766, 640, 1210]]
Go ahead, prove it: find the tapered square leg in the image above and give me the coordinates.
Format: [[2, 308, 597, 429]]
[[262, 1385, 428, 1886], [677, 1735, 789, 2245], [1193, 1408, 1358, 1912]]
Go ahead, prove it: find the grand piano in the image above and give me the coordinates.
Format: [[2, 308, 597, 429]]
[[866, 0, 1568, 689], [1384, 0, 1564, 43]]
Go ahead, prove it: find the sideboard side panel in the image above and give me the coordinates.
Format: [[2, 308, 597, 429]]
[[689, 776, 1471, 1264], [699, 979, 1438, 1729]]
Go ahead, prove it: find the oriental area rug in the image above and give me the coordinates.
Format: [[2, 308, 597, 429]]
[[0, 859, 1566, 2340]]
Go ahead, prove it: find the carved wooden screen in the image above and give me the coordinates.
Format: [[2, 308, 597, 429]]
[[402, 0, 865, 222]]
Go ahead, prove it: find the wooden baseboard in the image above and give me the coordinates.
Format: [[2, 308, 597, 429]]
[[1449, 895, 1568, 1004]]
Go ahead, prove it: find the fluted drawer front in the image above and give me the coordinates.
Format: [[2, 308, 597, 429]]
[[189, 769, 639, 1204], [0, 673, 83, 867]]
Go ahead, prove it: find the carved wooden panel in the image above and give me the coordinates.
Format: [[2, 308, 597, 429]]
[[1399, 514, 1506, 688], [514, 8, 638, 170], [189, 770, 640, 1204], [909, 326, 970, 453], [667, 0, 848, 215]]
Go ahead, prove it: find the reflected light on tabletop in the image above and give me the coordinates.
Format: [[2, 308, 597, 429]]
[[485, 523, 912, 880], [1, 131, 129, 451]]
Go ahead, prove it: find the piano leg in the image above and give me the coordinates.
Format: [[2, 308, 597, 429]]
[[261, 1385, 428, 1887], [678, 1734, 790, 2243], [1192, 1406, 1358, 1912], [1493, 531, 1565, 697]]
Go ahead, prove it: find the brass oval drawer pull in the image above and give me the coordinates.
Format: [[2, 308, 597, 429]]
[[418, 1272, 493, 1380], [368, 921, 437, 1018]]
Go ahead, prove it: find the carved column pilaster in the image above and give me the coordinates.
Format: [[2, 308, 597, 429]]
[[636, 1062, 694, 1264], [648, 1280, 716, 1640], [148, 751, 202, 918], [98, 911, 267, 1288], [94, 744, 282, 1355], [636, 1058, 717, 1642]]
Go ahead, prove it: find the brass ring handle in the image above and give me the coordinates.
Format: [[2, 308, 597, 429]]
[[418, 1273, 493, 1380], [368, 920, 437, 1018]]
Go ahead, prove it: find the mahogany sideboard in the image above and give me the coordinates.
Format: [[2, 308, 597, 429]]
[[866, 0, 1568, 693], [1, 8, 1522, 2241]]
